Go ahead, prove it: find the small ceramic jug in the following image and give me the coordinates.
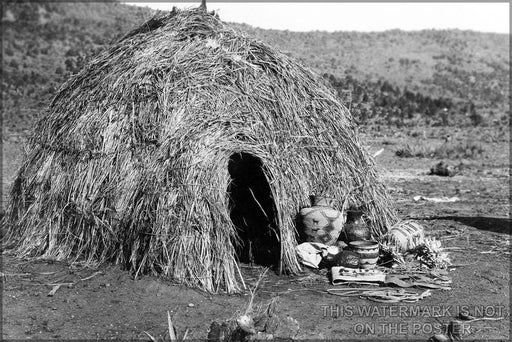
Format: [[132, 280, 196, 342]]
[[343, 209, 371, 243]]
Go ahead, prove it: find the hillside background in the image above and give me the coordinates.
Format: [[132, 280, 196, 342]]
[[2, 2, 509, 137]]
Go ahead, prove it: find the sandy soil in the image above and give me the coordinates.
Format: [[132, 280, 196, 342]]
[[2, 128, 510, 340]]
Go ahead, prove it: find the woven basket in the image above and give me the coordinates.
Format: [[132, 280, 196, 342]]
[[388, 220, 425, 252]]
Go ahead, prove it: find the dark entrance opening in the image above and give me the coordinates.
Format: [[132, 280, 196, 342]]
[[228, 153, 280, 266]]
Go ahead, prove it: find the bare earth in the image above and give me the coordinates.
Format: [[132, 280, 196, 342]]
[[2, 127, 510, 340]]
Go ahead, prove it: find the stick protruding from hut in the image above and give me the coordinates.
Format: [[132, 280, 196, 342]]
[[199, 0, 207, 11]]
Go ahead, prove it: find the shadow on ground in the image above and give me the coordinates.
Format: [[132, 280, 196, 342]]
[[427, 216, 511, 235]]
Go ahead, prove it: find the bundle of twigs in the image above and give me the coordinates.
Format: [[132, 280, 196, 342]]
[[405, 237, 451, 269], [380, 234, 451, 270], [327, 287, 432, 303]]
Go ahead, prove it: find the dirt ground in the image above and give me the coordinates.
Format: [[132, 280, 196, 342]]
[[2, 127, 510, 340]]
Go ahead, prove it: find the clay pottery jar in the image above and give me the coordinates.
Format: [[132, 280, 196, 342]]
[[299, 196, 345, 246], [388, 220, 425, 252], [333, 250, 360, 269], [343, 209, 371, 243], [320, 246, 343, 268], [311, 195, 336, 207], [349, 240, 379, 269]]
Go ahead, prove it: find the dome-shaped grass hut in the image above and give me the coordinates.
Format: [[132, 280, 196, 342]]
[[3, 8, 396, 292]]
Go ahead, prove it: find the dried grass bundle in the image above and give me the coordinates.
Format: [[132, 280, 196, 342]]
[[3, 8, 396, 292], [406, 237, 451, 269]]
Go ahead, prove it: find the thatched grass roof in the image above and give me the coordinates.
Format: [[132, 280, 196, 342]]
[[3, 8, 396, 292]]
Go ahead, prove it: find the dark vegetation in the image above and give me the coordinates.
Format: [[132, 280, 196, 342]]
[[394, 140, 485, 159], [323, 73, 484, 127], [2, 2, 509, 137], [2, 2, 155, 135], [241, 24, 509, 127]]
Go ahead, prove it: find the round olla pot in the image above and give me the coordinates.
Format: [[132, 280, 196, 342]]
[[349, 240, 379, 269], [299, 196, 345, 246], [311, 195, 336, 207]]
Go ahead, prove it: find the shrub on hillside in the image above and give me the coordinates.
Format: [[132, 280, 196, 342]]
[[395, 140, 485, 159]]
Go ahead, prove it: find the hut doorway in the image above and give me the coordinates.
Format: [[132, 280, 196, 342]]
[[228, 153, 280, 266]]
